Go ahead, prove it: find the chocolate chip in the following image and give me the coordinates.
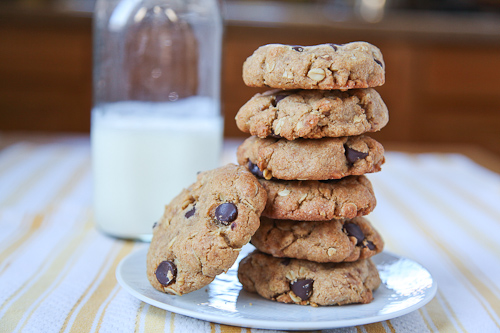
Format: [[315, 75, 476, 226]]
[[343, 222, 365, 245], [292, 46, 304, 52], [274, 94, 288, 105], [215, 202, 238, 225], [185, 205, 196, 218], [155, 260, 177, 286], [281, 258, 291, 266], [344, 145, 369, 165], [329, 43, 339, 51], [269, 131, 282, 139], [248, 161, 264, 178], [374, 59, 384, 68], [152, 222, 157, 229], [318, 179, 341, 184], [231, 222, 237, 230], [290, 279, 314, 300], [365, 240, 376, 250]]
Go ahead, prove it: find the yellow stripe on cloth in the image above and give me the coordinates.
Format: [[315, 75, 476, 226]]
[[59, 242, 122, 332], [369, 214, 462, 332], [374, 180, 500, 330], [219, 324, 243, 333], [65, 241, 135, 333], [419, 308, 437, 333], [135, 302, 147, 332], [388, 166, 500, 280], [0, 219, 93, 332], [143, 303, 167, 332], [0, 214, 45, 275], [93, 284, 122, 332], [363, 322, 389, 332], [0, 147, 71, 208], [45, 157, 91, 211], [170, 312, 176, 332], [384, 321, 396, 333], [385, 166, 500, 301]]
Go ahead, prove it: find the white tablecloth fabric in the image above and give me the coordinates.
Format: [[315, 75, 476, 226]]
[[0, 139, 499, 333]]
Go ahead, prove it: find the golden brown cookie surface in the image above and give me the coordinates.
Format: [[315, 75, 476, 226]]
[[236, 88, 388, 140], [146, 164, 267, 295], [242, 42, 385, 90], [238, 251, 381, 306], [259, 176, 376, 221], [251, 216, 384, 263], [237, 135, 385, 181]]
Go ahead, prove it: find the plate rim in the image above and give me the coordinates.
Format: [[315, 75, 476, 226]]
[[116, 247, 437, 330]]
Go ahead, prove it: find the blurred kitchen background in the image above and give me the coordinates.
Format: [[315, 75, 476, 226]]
[[1, 0, 500, 154]]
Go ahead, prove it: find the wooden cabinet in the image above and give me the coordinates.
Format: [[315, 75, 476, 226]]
[[1, 6, 500, 154], [0, 17, 92, 132]]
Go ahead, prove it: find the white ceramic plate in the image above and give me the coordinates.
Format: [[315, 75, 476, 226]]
[[116, 245, 437, 330]]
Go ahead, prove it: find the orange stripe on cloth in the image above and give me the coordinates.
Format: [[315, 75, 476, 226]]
[[62, 241, 136, 333]]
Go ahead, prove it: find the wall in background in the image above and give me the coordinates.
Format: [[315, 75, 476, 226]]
[[1, 1, 500, 154]]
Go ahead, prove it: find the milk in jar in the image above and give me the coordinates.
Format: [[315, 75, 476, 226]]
[[91, 98, 223, 240], [92, 0, 223, 239]]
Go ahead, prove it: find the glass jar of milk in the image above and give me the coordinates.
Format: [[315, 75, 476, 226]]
[[92, 0, 223, 240]]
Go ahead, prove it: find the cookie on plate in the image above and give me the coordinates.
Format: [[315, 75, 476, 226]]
[[251, 216, 384, 263], [238, 251, 381, 306], [237, 135, 385, 181], [242, 42, 385, 90], [146, 164, 267, 295], [259, 176, 376, 221], [235, 88, 388, 140]]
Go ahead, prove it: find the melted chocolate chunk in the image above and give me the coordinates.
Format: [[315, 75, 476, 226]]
[[318, 179, 341, 184], [344, 145, 369, 165], [269, 131, 282, 139], [281, 258, 291, 266], [329, 43, 339, 51], [215, 202, 238, 225], [365, 240, 376, 250], [155, 260, 177, 286], [374, 59, 384, 68], [231, 222, 237, 230], [290, 279, 314, 300], [343, 222, 365, 245], [248, 161, 264, 178], [274, 94, 288, 105], [185, 205, 196, 218], [292, 46, 304, 52]]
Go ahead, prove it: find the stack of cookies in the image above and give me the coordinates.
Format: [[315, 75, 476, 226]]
[[235, 42, 389, 306]]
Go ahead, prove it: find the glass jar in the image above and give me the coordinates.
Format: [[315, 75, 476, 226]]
[[91, 0, 223, 240]]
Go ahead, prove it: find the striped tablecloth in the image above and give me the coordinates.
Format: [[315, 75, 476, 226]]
[[0, 138, 499, 333]]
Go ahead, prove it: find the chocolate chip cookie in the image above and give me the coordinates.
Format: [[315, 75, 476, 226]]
[[237, 135, 385, 180], [146, 164, 267, 295], [251, 216, 383, 263], [259, 176, 376, 221], [242, 42, 385, 90], [235, 88, 388, 140], [238, 251, 381, 306]]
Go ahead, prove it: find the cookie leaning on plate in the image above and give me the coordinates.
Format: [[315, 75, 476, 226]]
[[235, 88, 388, 140], [251, 216, 384, 263], [259, 176, 376, 221], [237, 135, 385, 180], [238, 251, 381, 306], [146, 164, 267, 295], [242, 42, 385, 90]]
